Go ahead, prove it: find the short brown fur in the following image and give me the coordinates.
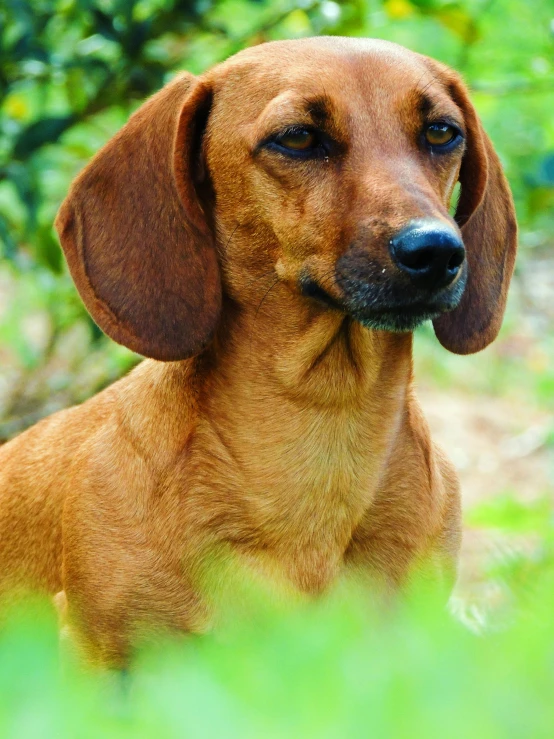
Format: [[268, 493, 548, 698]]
[[0, 38, 516, 667]]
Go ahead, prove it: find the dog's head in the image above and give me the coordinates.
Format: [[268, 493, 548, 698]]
[[56, 37, 517, 361]]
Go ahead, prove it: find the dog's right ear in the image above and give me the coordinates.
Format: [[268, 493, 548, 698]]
[[431, 67, 517, 355], [55, 74, 220, 361]]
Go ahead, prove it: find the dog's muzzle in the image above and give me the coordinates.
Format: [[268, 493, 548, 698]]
[[301, 218, 467, 332]]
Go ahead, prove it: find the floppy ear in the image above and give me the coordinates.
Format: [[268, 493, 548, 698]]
[[432, 72, 517, 355], [55, 73, 220, 361]]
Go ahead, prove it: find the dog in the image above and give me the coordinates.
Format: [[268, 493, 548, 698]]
[[0, 37, 517, 667]]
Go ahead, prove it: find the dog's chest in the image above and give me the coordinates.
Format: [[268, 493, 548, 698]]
[[191, 406, 396, 594]]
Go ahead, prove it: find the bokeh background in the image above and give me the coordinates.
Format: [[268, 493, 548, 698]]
[[0, 0, 553, 735]]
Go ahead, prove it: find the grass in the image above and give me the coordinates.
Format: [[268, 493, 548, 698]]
[[1, 493, 553, 739]]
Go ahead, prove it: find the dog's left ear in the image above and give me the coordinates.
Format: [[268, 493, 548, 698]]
[[55, 73, 220, 361], [432, 69, 517, 355]]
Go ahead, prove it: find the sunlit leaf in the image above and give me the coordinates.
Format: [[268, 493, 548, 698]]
[[384, 0, 415, 20]]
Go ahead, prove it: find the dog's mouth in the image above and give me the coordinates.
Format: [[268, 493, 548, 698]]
[[300, 271, 466, 332]]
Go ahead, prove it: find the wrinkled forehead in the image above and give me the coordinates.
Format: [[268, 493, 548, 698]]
[[209, 38, 448, 123]]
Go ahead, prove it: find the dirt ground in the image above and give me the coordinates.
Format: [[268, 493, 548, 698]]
[[420, 387, 551, 508], [417, 383, 552, 622]]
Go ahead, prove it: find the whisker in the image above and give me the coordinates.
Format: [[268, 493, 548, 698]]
[[249, 276, 280, 357], [418, 73, 440, 98], [245, 269, 277, 288], [254, 277, 280, 321], [225, 224, 239, 248], [313, 267, 340, 292]]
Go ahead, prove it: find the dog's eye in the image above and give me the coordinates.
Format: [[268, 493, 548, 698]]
[[276, 128, 316, 151], [262, 126, 331, 159], [424, 123, 461, 149]]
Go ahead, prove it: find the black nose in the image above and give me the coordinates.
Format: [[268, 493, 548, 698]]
[[389, 220, 465, 290]]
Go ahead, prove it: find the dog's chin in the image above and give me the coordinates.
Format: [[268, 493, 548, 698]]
[[353, 305, 444, 332], [354, 278, 466, 331], [350, 292, 464, 332], [300, 274, 466, 331], [344, 264, 469, 330]]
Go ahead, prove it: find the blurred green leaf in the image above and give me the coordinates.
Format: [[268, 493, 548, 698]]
[[13, 115, 76, 159], [538, 153, 554, 186], [0, 212, 17, 259], [1, 566, 554, 738], [466, 494, 553, 536], [35, 224, 63, 273]]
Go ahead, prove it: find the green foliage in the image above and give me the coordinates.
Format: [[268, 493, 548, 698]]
[[1, 0, 553, 269], [1, 495, 553, 738]]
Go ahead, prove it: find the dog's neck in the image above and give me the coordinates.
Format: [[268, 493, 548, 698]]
[[185, 291, 414, 591], [207, 292, 413, 409]]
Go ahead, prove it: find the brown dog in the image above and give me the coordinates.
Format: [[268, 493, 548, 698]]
[[0, 37, 516, 666]]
